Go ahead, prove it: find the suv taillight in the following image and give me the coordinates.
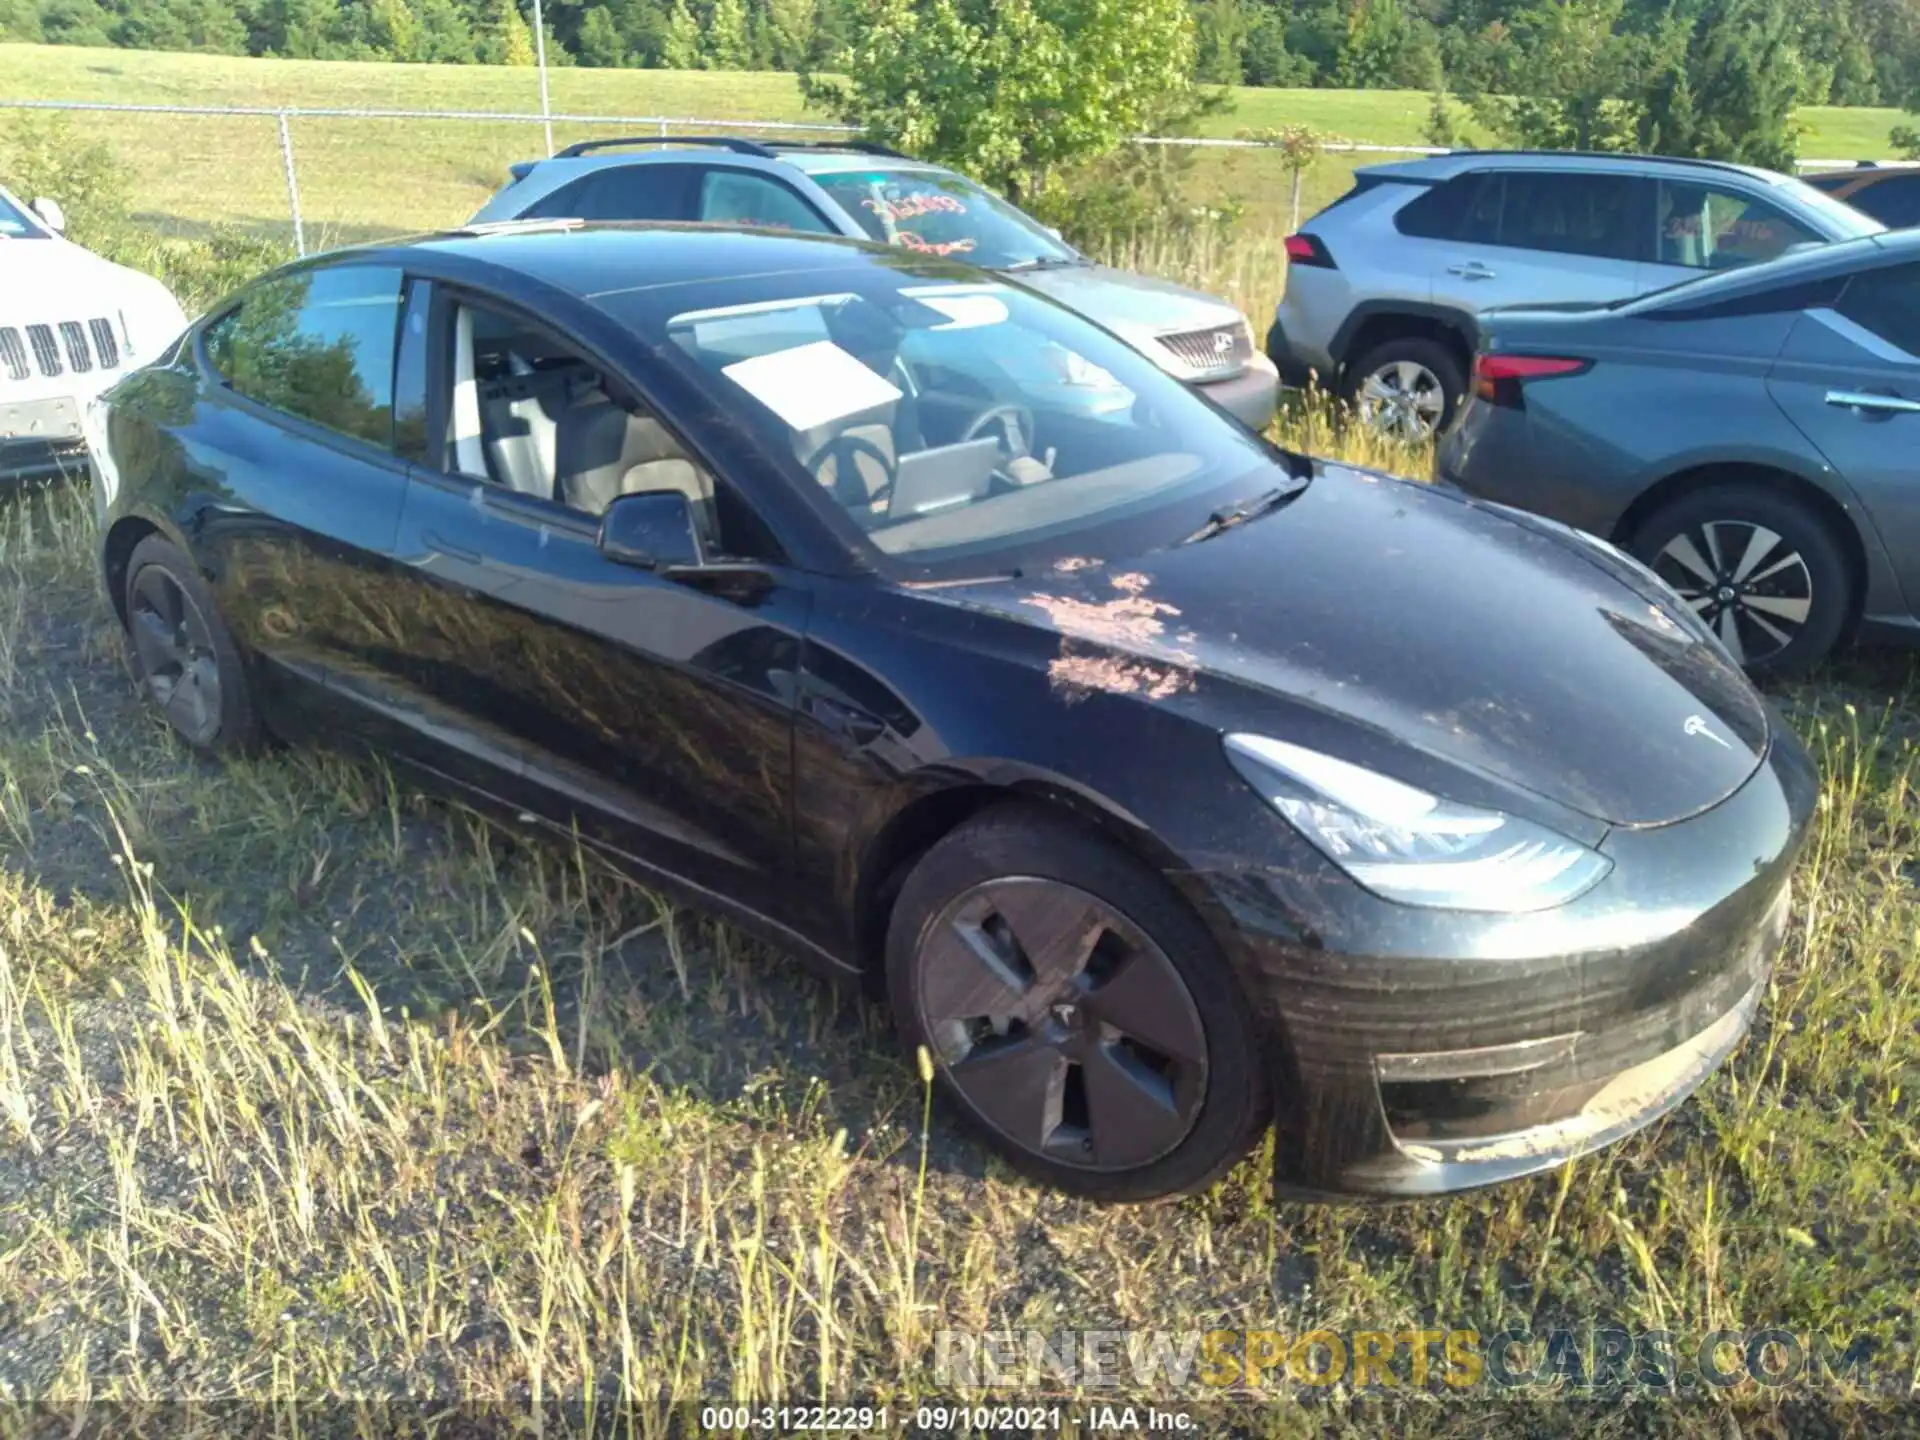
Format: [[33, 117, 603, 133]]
[[1284, 233, 1336, 269], [1473, 353, 1591, 405]]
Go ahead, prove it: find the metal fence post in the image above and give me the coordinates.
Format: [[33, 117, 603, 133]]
[[275, 109, 306, 257], [532, 0, 554, 156]]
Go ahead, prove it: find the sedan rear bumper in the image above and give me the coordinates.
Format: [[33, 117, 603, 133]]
[[1176, 720, 1818, 1199]]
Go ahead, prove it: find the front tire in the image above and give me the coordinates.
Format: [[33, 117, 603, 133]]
[[885, 803, 1270, 1203], [122, 534, 261, 754], [1627, 485, 1851, 676]]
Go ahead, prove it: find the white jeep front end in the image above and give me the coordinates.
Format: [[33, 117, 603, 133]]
[[1, 185, 188, 484]]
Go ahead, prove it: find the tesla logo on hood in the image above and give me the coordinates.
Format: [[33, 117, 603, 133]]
[[1684, 714, 1732, 749]]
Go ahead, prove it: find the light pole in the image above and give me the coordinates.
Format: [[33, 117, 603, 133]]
[[532, 0, 553, 156]]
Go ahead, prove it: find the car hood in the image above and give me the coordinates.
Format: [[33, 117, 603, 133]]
[[1008, 262, 1245, 363], [953, 465, 1770, 829], [0, 235, 188, 336]]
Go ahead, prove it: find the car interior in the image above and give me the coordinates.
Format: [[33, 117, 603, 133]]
[[664, 289, 1229, 557], [450, 302, 720, 543]]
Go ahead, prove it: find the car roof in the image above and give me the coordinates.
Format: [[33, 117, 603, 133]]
[[383, 221, 972, 301], [1620, 229, 1920, 314], [508, 138, 949, 182], [1361, 151, 1792, 185]]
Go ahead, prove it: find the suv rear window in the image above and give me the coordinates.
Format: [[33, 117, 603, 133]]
[[524, 166, 698, 222]]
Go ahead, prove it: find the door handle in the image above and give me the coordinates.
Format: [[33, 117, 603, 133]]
[[1447, 261, 1497, 280], [421, 529, 482, 564], [1825, 389, 1920, 416]]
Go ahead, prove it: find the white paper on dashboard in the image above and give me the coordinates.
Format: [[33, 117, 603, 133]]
[[721, 340, 903, 431]]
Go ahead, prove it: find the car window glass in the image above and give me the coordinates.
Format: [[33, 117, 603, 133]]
[[204, 264, 403, 449], [444, 300, 773, 557], [1835, 264, 1920, 357], [1656, 181, 1819, 269], [1860, 178, 1920, 228], [1495, 171, 1640, 260], [1393, 175, 1477, 239], [696, 170, 833, 233], [1455, 173, 1505, 245], [525, 166, 695, 222], [649, 277, 1272, 571], [805, 167, 1076, 268], [392, 280, 431, 462]]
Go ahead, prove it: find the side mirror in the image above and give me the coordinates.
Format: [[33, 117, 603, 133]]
[[31, 197, 66, 234], [598, 489, 703, 570]]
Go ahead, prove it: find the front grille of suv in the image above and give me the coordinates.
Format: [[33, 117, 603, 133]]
[[1159, 322, 1252, 380], [1, 317, 125, 382]]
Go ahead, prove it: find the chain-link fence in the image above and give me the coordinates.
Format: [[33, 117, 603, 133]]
[[0, 96, 1889, 258]]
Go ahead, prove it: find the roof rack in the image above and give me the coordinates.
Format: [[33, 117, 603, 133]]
[[766, 139, 912, 160], [553, 135, 778, 160], [1424, 149, 1762, 178]]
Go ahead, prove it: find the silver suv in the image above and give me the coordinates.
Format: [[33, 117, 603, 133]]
[[1269, 151, 1884, 440], [471, 137, 1279, 430]]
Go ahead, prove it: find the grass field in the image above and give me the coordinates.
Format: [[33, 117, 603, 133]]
[[2, 42, 1914, 263], [1, 415, 1917, 1424]]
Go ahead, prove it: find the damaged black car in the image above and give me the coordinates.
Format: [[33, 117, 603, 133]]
[[88, 224, 1816, 1202]]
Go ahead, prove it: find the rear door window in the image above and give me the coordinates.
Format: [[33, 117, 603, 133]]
[[1493, 172, 1643, 261]]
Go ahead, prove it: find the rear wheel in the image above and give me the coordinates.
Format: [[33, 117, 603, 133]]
[[885, 803, 1270, 1202], [1343, 337, 1464, 443], [1628, 485, 1852, 676], [122, 535, 261, 754]]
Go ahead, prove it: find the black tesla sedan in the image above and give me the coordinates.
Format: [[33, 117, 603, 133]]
[[87, 223, 1816, 1202]]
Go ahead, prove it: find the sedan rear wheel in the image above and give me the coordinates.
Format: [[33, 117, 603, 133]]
[[122, 535, 260, 754], [886, 804, 1270, 1202], [1630, 486, 1851, 676]]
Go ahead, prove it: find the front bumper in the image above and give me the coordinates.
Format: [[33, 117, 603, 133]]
[[1195, 352, 1280, 431], [1177, 723, 1818, 1200]]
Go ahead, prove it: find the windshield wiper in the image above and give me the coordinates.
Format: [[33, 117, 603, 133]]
[[1179, 479, 1311, 546]]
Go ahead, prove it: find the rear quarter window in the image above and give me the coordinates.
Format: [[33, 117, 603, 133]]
[[1394, 175, 1477, 239]]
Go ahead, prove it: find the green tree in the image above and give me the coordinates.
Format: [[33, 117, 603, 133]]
[[575, 3, 628, 63], [706, 0, 751, 67], [803, 0, 1199, 202], [498, 0, 537, 63], [1636, 0, 1802, 170], [765, 0, 817, 67], [660, 0, 700, 66], [1460, 0, 1641, 150], [1243, 11, 1314, 86], [1193, 0, 1252, 85]]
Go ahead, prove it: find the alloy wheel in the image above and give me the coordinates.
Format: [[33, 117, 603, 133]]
[[1652, 521, 1813, 666], [914, 877, 1209, 1172], [128, 564, 224, 746], [1356, 360, 1446, 442]]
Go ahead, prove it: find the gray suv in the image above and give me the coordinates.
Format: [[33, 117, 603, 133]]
[[471, 137, 1279, 430], [1269, 151, 1884, 441]]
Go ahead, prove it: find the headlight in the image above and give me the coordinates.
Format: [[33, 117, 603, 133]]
[[1224, 734, 1611, 913]]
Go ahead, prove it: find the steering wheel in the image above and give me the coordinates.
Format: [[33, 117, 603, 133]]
[[807, 431, 898, 516], [962, 403, 1036, 461]]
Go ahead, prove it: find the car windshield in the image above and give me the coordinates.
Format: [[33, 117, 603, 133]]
[[604, 261, 1283, 578], [0, 191, 45, 239], [806, 167, 1080, 270]]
